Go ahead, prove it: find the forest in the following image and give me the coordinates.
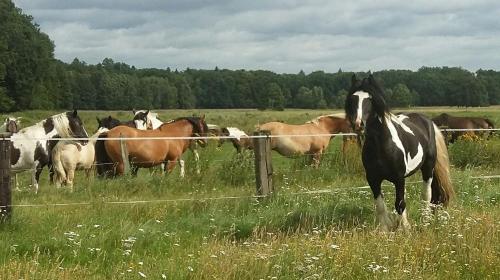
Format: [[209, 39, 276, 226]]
[[1, 0, 500, 112]]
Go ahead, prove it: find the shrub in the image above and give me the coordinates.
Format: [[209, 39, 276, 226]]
[[449, 134, 500, 168]]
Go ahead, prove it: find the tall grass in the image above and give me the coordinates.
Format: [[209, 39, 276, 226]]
[[0, 109, 499, 279]]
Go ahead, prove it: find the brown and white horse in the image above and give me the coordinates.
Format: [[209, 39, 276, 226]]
[[100, 116, 208, 176], [257, 114, 352, 167], [218, 127, 254, 153]]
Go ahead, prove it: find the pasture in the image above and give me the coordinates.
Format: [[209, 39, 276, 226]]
[[0, 108, 499, 279]]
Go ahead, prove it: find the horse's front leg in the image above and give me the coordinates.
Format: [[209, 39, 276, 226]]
[[164, 160, 179, 175], [33, 163, 44, 194], [311, 151, 322, 168], [192, 149, 200, 174], [367, 174, 392, 231], [178, 159, 185, 178], [394, 177, 410, 230]]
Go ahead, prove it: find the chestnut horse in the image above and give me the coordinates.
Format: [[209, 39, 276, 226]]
[[101, 116, 208, 176], [258, 113, 353, 167], [432, 113, 495, 143]]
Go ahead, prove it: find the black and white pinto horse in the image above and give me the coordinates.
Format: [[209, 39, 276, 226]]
[[10, 111, 88, 193], [345, 74, 454, 231]]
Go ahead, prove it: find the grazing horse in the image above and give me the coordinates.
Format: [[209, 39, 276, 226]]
[[218, 127, 254, 153], [10, 111, 88, 193], [258, 113, 352, 167], [345, 74, 454, 231], [100, 116, 208, 176], [432, 113, 495, 143], [51, 128, 108, 190]]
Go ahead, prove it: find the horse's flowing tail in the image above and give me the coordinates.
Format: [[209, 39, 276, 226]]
[[51, 144, 67, 184], [431, 124, 455, 206]]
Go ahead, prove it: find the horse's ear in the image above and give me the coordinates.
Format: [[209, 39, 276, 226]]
[[132, 109, 136, 114], [368, 73, 375, 84], [351, 74, 357, 85], [201, 114, 205, 121], [145, 110, 149, 115], [73, 110, 78, 117], [108, 115, 112, 120]]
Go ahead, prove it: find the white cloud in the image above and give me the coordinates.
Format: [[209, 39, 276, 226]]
[[12, 0, 500, 73]]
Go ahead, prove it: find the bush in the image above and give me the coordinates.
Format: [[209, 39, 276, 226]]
[[449, 134, 500, 168], [218, 151, 255, 186]]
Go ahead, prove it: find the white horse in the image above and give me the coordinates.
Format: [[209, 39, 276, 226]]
[[51, 128, 107, 190], [10, 111, 88, 193]]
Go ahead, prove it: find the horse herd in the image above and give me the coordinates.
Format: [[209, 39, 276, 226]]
[[1, 77, 496, 231]]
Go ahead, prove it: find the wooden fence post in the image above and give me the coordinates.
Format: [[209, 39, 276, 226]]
[[119, 133, 130, 174], [0, 133, 12, 221], [253, 130, 273, 197]]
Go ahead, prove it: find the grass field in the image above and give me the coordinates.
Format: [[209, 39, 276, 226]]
[[0, 107, 499, 279]]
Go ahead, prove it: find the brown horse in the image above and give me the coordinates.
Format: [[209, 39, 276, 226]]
[[432, 113, 495, 143], [257, 113, 353, 167], [100, 116, 208, 176]]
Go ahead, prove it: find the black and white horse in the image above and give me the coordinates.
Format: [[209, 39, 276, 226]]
[[11, 111, 88, 193], [345, 74, 454, 231]]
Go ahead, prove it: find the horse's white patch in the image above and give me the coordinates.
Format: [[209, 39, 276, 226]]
[[391, 114, 415, 135], [421, 178, 432, 203], [385, 114, 423, 175], [353, 91, 370, 125], [226, 127, 248, 141]]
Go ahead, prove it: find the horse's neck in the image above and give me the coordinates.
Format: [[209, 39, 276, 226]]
[[317, 118, 340, 133], [364, 113, 389, 147]]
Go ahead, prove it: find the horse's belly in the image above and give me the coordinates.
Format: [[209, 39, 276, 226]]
[[274, 138, 308, 156], [11, 150, 37, 171]]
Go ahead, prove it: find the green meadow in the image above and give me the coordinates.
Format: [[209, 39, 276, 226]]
[[0, 107, 499, 279]]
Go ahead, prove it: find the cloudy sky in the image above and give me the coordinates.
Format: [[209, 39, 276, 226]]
[[13, 0, 500, 73]]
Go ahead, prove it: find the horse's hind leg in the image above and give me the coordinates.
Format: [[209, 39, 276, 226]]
[[367, 174, 392, 231], [66, 167, 75, 192], [420, 162, 434, 222], [393, 178, 410, 230]]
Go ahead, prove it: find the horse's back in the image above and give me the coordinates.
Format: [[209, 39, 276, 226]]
[[259, 122, 327, 155]]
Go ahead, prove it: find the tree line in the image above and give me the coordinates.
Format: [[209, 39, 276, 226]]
[[1, 0, 500, 112]]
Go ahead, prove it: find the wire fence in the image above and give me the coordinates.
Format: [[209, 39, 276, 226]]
[[4, 127, 500, 209]]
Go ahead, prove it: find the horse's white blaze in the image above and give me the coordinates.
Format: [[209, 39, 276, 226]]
[[226, 127, 248, 141], [353, 91, 370, 125], [385, 114, 424, 175]]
